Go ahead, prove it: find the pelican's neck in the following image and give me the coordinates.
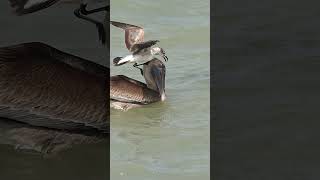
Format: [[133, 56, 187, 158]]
[[142, 60, 166, 101], [144, 72, 158, 91]]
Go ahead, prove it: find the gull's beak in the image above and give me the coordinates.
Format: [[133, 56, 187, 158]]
[[159, 48, 168, 62], [162, 54, 168, 62], [150, 63, 166, 101]]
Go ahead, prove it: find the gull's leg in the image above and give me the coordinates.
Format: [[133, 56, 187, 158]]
[[74, 7, 106, 44], [133, 63, 144, 76]]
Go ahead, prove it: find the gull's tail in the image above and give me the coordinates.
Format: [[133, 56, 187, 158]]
[[113, 57, 124, 66], [113, 55, 133, 66]]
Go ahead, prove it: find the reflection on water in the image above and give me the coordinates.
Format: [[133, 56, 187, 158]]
[[0, 118, 105, 155], [0, 1, 108, 179], [0, 118, 108, 180], [111, 0, 210, 179]]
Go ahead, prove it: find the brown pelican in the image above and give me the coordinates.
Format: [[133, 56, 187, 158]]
[[110, 59, 166, 111], [0, 42, 108, 134], [110, 21, 168, 69], [8, 0, 109, 44], [0, 42, 164, 133]]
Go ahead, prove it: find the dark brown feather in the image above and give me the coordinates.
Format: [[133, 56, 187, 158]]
[[110, 75, 160, 104], [131, 40, 160, 54], [0, 42, 108, 133]]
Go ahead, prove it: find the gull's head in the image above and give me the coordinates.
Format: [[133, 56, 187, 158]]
[[151, 47, 168, 62]]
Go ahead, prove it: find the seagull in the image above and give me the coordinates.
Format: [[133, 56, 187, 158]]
[[111, 59, 166, 111], [110, 21, 168, 72], [8, 0, 109, 44]]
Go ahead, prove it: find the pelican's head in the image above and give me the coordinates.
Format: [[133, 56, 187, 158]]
[[152, 47, 168, 62], [143, 59, 166, 101]]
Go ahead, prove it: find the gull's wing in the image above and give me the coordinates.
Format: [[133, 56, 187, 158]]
[[0, 42, 108, 133], [130, 40, 160, 54], [110, 21, 145, 51], [8, 0, 60, 15]]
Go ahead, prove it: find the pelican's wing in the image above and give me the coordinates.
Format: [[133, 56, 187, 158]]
[[110, 21, 144, 51], [0, 42, 108, 133], [8, 0, 60, 15], [130, 40, 160, 54], [110, 75, 160, 104]]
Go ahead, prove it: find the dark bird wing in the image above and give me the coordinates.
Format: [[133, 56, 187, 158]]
[[0, 42, 108, 133], [130, 40, 160, 54], [110, 75, 160, 104], [8, 0, 60, 15], [110, 21, 145, 51]]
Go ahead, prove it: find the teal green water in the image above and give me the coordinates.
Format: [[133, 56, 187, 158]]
[[110, 0, 210, 179]]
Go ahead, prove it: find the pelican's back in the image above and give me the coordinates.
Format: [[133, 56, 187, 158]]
[[0, 42, 108, 133], [110, 75, 160, 104]]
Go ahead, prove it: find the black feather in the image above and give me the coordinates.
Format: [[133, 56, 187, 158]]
[[131, 40, 160, 54], [113, 57, 127, 66]]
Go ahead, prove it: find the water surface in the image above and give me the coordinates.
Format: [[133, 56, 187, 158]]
[[110, 0, 210, 179]]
